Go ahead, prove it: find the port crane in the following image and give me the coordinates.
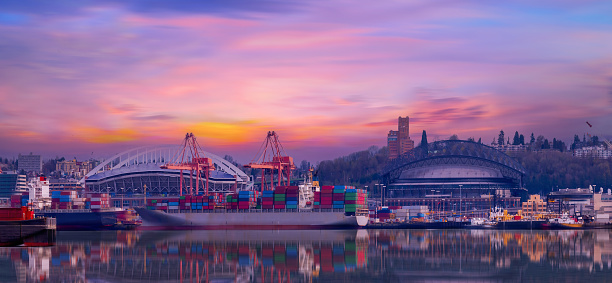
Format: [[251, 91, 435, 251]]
[[244, 131, 296, 192], [161, 133, 215, 196]]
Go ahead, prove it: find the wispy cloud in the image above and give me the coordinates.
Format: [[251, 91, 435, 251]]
[[1, 1, 611, 162]]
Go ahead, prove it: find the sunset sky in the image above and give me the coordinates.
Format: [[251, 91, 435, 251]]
[[1, 1, 611, 163]]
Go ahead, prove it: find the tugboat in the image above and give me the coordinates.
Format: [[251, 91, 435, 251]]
[[544, 212, 584, 229]]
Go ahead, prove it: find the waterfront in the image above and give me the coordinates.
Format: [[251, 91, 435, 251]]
[[1, 229, 612, 282]]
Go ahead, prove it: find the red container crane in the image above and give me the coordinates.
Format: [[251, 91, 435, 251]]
[[244, 131, 296, 192], [161, 133, 215, 196]]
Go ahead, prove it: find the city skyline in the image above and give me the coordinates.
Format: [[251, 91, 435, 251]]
[[1, 1, 611, 163]]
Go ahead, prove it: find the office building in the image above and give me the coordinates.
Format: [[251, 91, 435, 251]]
[[388, 116, 415, 160], [18, 153, 42, 173]]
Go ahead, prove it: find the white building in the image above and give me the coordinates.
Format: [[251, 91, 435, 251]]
[[574, 146, 612, 159]]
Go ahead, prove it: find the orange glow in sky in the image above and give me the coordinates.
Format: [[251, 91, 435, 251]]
[[0, 1, 611, 162]]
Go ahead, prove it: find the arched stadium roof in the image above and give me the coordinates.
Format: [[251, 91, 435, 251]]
[[383, 140, 527, 185], [80, 145, 250, 184]]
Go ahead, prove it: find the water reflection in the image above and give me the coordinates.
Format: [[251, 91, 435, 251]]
[[2, 229, 612, 282]]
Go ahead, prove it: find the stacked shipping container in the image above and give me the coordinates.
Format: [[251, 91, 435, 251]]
[[285, 186, 298, 209], [332, 186, 347, 209], [51, 191, 77, 209], [344, 188, 367, 213], [85, 193, 110, 210], [238, 191, 253, 209], [274, 187, 286, 209], [314, 186, 334, 209], [9, 193, 29, 208], [261, 190, 274, 209], [226, 194, 238, 209]]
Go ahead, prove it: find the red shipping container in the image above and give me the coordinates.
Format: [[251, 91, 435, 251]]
[[274, 187, 287, 194], [321, 205, 332, 209], [333, 194, 345, 201], [321, 186, 334, 193], [274, 204, 286, 209]]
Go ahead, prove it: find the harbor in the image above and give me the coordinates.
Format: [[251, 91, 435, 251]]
[[3, 229, 612, 282]]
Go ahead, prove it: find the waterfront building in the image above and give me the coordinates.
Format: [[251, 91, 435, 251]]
[[18, 153, 41, 173], [387, 116, 415, 160], [0, 172, 27, 198], [522, 194, 547, 216]]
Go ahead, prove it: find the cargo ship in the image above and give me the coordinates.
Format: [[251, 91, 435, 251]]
[[34, 192, 127, 230], [135, 185, 369, 229]]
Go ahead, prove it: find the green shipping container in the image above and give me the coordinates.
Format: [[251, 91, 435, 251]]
[[345, 242, 356, 251], [180, 196, 186, 200]]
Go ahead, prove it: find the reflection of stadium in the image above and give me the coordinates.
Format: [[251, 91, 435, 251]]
[[382, 140, 527, 212], [81, 145, 252, 195]]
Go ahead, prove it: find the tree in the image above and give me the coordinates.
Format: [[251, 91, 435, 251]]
[[530, 133, 535, 144], [467, 137, 475, 142], [519, 134, 525, 145], [300, 160, 310, 171], [449, 134, 459, 140], [477, 138, 482, 144], [542, 139, 550, 149], [498, 130, 505, 146], [513, 131, 520, 145], [535, 135, 545, 149]]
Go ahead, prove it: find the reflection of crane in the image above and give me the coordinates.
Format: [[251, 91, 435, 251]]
[[244, 131, 296, 192], [161, 133, 215, 196]]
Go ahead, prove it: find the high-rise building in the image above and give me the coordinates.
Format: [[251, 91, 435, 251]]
[[388, 116, 415, 159], [18, 153, 41, 173], [0, 173, 27, 197]]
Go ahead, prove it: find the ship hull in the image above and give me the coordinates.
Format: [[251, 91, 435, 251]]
[[0, 218, 56, 246], [134, 208, 367, 230], [36, 211, 120, 230]]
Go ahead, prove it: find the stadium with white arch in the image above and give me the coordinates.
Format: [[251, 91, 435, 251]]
[[80, 145, 252, 195]]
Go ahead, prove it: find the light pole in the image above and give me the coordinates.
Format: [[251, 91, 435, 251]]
[[121, 187, 124, 209], [382, 185, 386, 207], [375, 184, 380, 207], [143, 184, 147, 207], [459, 185, 463, 217]]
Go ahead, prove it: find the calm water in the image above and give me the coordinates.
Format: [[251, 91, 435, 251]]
[[2, 229, 612, 282]]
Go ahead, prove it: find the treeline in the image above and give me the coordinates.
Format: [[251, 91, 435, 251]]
[[513, 150, 612, 194], [316, 146, 389, 194]]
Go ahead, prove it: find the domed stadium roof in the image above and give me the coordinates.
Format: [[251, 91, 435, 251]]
[[383, 140, 526, 186]]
